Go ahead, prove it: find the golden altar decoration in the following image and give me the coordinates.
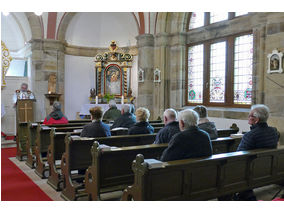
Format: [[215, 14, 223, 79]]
[[1, 41, 13, 89], [94, 41, 135, 103]]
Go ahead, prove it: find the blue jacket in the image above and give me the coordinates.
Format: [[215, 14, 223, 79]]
[[154, 121, 180, 144], [237, 122, 278, 151], [160, 126, 212, 162], [110, 112, 136, 130], [80, 120, 111, 138], [128, 121, 154, 135]]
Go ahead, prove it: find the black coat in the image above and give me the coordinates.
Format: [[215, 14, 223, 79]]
[[128, 121, 154, 135], [110, 112, 136, 129], [154, 121, 180, 144], [160, 126, 212, 162], [80, 121, 111, 138]]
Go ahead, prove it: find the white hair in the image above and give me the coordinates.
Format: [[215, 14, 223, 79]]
[[178, 109, 199, 129], [164, 108, 177, 120], [121, 104, 130, 113], [251, 104, 270, 122], [109, 100, 116, 107]]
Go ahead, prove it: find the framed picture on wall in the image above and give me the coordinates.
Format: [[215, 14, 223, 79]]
[[267, 49, 283, 74], [138, 68, 144, 83]]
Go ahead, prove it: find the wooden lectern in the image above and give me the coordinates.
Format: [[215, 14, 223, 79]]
[[16, 99, 36, 160]]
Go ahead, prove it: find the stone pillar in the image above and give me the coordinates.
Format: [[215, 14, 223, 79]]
[[30, 39, 65, 121], [168, 32, 187, 110], [154, 33, 170, 119], [136, 34, 155, 119]]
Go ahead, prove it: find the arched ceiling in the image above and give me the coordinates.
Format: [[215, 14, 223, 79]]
[[65, 12, 139, 47]]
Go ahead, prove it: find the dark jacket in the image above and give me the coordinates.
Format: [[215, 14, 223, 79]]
[[43, 110, 68, 125], [102, 106, 121, 122], [128, 121, 154, 135], [80, 120, 111, 138], [198, 122, 218, 140], [160, 126, 212, 162], [154, 121, 180, 144], [110, 112, 136, 130], [237, 122, 278, 151]]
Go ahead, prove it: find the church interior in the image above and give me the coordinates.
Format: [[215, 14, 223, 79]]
[[1, 6, 284, 207]]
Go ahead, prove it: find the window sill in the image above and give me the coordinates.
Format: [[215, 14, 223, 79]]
[[181, 106, 250, 120]]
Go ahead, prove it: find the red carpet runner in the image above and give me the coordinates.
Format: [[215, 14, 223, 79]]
[[1, 147, 52, 201]]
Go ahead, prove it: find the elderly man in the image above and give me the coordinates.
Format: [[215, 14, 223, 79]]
[[102, 100, 121, 122], [154, 108, 180, 144], [13, 83, 35, 106], [160, 109, 212, 162], [110, 104, 136, 130], [234, 104, 279, 201], [237, 104, 278, 151]]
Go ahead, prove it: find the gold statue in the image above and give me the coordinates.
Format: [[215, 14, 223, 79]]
[[48, 73, 57, 94]]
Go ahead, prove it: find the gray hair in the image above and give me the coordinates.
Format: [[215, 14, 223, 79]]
[[164, 108, 177, 120], [53, 101, 61, 111], [21, 83, 28, 88], [251, 104, 270, 122], [121, 104, 130, 113], [193, 105, 208, 118], [109, 100, 116, 107], [178, 109, 199, 130]]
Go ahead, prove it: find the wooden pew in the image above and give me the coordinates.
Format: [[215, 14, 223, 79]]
[[16, 119, 91, 161], [61, 136, 241, 200], [48, 133, 157, 191], [34, 124, 89, 178], [26, 122, 40, 168], [121, 146, 284, 201], [217, 123, 239, 137]]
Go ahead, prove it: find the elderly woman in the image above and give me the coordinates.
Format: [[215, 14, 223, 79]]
[[193, 105, 218, 139], [160, 109, 212, 162], [128, 107, 154, 135], [43, 101, 68, 125]]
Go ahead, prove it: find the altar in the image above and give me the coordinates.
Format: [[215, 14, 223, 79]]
[[79, 104, 122, 117]]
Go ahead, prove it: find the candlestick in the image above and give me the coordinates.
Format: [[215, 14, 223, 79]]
[[121, 96, 124, 104], [96, 96, 98, 105]]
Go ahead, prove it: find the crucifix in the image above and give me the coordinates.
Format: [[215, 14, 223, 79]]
[[19, 103, 33, 122], [16, 99, 35, 123]]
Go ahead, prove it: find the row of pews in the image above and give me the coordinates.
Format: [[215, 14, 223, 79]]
[[15, 119, 284, 201]]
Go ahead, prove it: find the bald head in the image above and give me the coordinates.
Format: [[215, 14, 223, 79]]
[[163, 108, 178, 125]]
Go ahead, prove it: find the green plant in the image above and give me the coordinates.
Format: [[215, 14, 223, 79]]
[[104, 93, 115, 102]]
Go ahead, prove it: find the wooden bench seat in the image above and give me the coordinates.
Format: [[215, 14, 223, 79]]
[[121, 146, 284, 201], [61, 136, 241, 200], [48, 133, 157, 191]]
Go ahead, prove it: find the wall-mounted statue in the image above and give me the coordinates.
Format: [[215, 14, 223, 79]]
[[48, 73, 57, 94]]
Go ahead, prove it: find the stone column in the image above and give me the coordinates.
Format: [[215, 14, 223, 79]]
[[136, 34, 155, 119], [30, 39, 65, 121]]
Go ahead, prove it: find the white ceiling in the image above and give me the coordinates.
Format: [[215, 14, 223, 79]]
[[65, 12, 138, 48]]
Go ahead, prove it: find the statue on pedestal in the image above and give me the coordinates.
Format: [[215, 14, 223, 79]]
[[48, 73, 57, 94]]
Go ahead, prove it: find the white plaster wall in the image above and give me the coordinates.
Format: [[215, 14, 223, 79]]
[[1, 77, 28, 135], [130, 56, 138, 99], [65, 12, 138, 47], [64, 55, 95, 120], [209, 117, 250, 134]]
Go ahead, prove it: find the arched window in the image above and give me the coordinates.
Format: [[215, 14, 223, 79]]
[[187, 12, 253, 107]]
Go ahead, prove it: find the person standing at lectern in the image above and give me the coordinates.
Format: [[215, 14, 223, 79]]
[[13, 83, 35, 107], [43, 102, 68, 125]]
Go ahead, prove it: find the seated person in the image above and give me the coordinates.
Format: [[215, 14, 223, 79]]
[[193, 105, 218, 140], [43, 101, 68, 125], [128, 107, 154, 135], [102, 100, 121, 122], [110, 104, 136, 130], [80, 106, 111, 137], [233, 104, 279, 201], [154, 108, 180, 144], [160, 109, 212, 162]]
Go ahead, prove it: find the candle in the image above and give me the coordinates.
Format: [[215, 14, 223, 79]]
[[96, 96, 98, 105], [121, 96, 124, 104]]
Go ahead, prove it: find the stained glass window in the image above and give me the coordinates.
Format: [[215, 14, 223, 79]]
[[189, 12, 205, 29], [235, 12, 248, 17], [188, 44, 204, 103], [209, 41, 226, 103], [234, 34, 253, 104], [210, 12, 228, 23]]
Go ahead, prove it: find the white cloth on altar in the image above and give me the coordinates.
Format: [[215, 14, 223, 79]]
[[79, 104, 122, 116]]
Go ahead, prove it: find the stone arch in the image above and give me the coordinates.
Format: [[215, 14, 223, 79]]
[[56, 12, 77, 42], [25, 12, 43, 39]]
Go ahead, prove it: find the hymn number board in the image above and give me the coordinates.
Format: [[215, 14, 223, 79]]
[[94, 41, 133, 98]]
